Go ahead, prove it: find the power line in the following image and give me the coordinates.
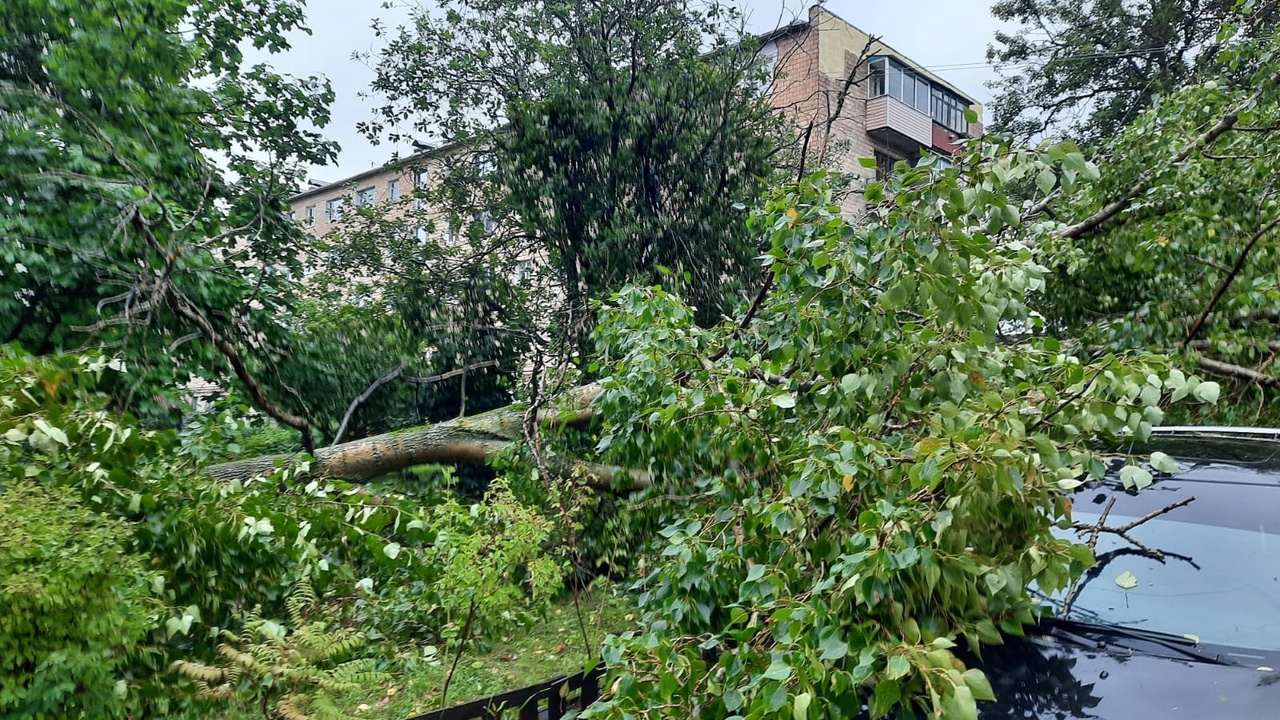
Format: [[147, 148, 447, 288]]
[[907, 45, 1177, 75]]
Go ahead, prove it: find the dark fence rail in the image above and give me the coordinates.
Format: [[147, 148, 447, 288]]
[[406, 665, 604, 720]]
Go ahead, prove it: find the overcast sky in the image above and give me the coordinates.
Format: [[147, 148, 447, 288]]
[[263, 0, 1004, 182]]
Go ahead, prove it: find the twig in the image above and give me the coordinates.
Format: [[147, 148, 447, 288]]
[[439, 595, 479, 710], [1067, 495, 1197, 586], [403, 359, 501, 384], [1114, 495, 1196, 535], [1061, 496, 1115, 617], [1029, 368, 1104, 432], [167, 331, 202, 353], [331, 361, 408, 446]]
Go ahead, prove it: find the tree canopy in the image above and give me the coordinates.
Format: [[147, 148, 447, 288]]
[[357, 0, 785, 357], [986, 0, 1279, 143]]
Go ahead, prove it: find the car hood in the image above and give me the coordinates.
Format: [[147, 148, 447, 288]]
[[972, 633, 1280, 719]]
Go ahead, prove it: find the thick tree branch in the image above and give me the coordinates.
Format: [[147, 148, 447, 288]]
[[1057, 76, 1278, 240], [1183, 216, 1280, 346], [1196, 356, 1280, 388], [170, 294, 316, 454], [332, 361, 408, 446]]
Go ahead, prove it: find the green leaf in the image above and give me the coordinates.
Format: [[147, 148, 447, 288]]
[[771, 393, 797, 409], [746, 564, 766, 582], [819, 633, 848, 660], [32, 418, 69, 447], [766, 682, 788, 710], [1193, 381, 1220, 404], [1119, 465, 1153, 490], [941, 685, 978, 720], [383, 542, 402, 560], [1149, 451, 1181, 474], [763, 658, 792, 681], [961, 668, 995, 702], [885, 654, 911, 680], [1035, 168, 1055, 195], [1115, 571, 1138, 589], [792, 691, 811, 720], [723, 687, 743, 711]]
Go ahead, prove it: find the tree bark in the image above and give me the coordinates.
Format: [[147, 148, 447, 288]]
[[201, 385, 651, 489]]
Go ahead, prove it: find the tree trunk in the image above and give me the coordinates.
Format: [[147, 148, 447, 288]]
[[202, 385, 650, 488]]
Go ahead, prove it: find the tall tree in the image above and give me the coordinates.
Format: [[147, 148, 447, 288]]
[[0, 0, 335, 441], [986, 0, 1278, 143], [359, 0, 784, 359]]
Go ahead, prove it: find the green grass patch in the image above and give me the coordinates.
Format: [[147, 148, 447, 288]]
[[219, 588, 635, 720]]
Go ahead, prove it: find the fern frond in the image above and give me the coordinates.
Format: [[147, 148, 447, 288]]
[[170, 659, 227, 684], [275, 695, 314, 720]]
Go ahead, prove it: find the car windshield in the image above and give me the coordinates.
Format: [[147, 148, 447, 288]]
[[1046, 453, 1280, 658]]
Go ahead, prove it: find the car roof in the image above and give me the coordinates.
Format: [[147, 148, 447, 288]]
[[1077, 434, 1280, 532]]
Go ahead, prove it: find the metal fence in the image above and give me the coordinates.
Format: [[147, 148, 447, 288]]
[[405, 665, 604, 720]]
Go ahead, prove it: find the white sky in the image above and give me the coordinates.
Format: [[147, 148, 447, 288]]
[[261, 0, 1004, 181]]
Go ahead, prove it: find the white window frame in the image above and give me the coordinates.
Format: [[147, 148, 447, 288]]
[[356, 186, 376, 208], [304, 205, 316, 226], [325, 198, 343, 222], [387, 178, 401, 202]]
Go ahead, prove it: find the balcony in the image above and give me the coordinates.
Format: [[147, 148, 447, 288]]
[[866, 94, 932, 151]]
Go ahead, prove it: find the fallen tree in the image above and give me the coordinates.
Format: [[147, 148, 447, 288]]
[[204, 384, 652, 489]]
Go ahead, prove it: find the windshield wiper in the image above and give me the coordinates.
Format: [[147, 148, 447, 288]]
[[1038, 616, 1235, 666]]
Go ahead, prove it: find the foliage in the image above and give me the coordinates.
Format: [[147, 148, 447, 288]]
[[1031, 23, 1280, 418], [0, 483, 153, 719], [986, 0, 1279, 143], [0, 347, 572, 714], [173, 581, 388, 720], [586, 160, 1218, 719], [359, 0, 784, 359], [0, 0, 335, 432]]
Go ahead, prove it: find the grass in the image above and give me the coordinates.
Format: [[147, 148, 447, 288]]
[[220, 587, 635, 720]]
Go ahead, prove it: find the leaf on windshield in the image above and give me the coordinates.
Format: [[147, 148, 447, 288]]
[[1149, 451, 1181, 474], [1115, 571, 1138, 589], [1119, 465, 1153, 489], [1183, 633, 1200, 644]]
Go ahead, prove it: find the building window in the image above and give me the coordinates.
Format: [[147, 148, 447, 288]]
[[288, 210, 296, 222], [304, 205, 316, 226], [930, 87, 969, 135], [387, 179, 401, 202], [871, 56, 970, 134], [869, 57, 932, 115], [445, 224, 459, 246], [325, 198, 343, 222], [512, 259, 532, 285], [874, 150, 900, 182], [414, 170, 429, 210], [356, 186, 376, 207], [478, 211, 495, 236], [752, 41, 778, 95]]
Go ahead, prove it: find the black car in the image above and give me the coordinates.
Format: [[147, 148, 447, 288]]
[[972, 429, 1280, 719]]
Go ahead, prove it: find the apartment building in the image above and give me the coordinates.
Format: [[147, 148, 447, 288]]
[[760, 5, 982, 209], [288, 4, 981, 232]]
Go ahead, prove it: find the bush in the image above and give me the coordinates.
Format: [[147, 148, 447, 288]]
[[0, 484, 153, 718]]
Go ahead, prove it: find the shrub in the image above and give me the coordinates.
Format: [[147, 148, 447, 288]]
[[0, 483, 153, 718]]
